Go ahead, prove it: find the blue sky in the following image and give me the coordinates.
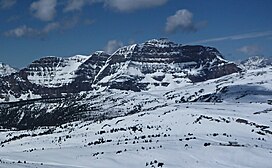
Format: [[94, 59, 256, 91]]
[[0, 0, 271, 68]]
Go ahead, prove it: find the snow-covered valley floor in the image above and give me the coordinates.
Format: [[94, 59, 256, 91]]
[[0, 102, 271, 168]]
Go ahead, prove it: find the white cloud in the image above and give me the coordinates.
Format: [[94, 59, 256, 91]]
[[104, 40, 123, 54], [192, 30, 272, 44], [4, 22, 61, 38], [0, 0, 16, 9], [64, 0, 88, 12], [4, 25, 38, 37], [61, 16, 80, 29], [238, 45, 262, 55], [30, 0, 57, 21], [63, 0, 168, 13], [165, 9, 203, 34], [104, 0, 167, 12], [3, 16, 82, 38], [43, 22, 60, 33]]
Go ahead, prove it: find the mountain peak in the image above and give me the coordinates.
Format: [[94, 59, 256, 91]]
[[143, 38, 179, 48], [145, 38, 170, 43], [0, 62, 17, 77], [93, 51, 107, 55]]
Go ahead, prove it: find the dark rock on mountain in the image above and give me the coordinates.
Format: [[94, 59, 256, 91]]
[[95, 39, 241, 90], [73, 51, 110, 89]]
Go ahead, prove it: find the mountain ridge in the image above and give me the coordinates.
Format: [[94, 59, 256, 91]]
[[0, 39, 241, 102]]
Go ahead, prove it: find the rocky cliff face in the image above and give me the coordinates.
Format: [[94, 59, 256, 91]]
[[94, 39, 240, 91], [0, 39, 241, 102], [25, 55, 91, 88]]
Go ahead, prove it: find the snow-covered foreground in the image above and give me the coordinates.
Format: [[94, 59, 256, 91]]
[[0, 102, 271, 168]]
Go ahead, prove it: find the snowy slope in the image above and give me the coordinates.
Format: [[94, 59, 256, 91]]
[[0, 62, 17, 77], [162, 66, 272, 103], [26, 55, 91, 87], [0, 102, 271, 168]]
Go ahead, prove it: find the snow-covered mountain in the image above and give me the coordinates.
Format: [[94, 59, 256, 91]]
[[0, 51, 110, 101], [0, 62, 17, 77], [0, 39, 240, 102], [94, 39, 240, 91], [0, 39, 271, 168], [240, 56, 272, 70], [26, 55, 91, 88]]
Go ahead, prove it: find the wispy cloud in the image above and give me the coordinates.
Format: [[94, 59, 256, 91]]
[[237, 45, 262, 55], [165, 9, 206, 34], [104, 0, 168, 12], [3, 23, 59, 38], [3, 18, 81, 38], [27, 0, 168, 23], [64, 0, 90, 12], [0, 0, 16, 9], [42, 22, 60, 33], [192, 30, 272, 44], [3, 15, 82, 38], [3, 25, 38, 37], [63, 0, 168, 13], [104, 40, 123, 54]]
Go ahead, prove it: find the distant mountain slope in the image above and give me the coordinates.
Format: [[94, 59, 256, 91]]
[[0, 62, 17, 77], [240, 56, 272, 70]]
